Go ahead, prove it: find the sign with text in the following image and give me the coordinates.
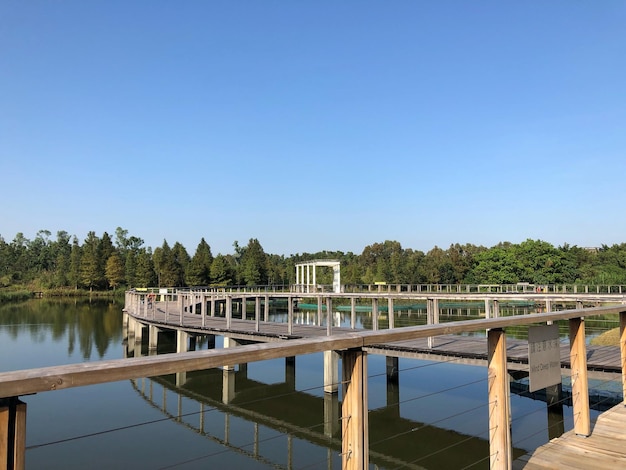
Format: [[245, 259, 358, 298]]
[[528, 324, 561, 392]]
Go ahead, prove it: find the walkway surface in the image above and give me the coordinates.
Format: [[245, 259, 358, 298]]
[[138, 303, 624, 372], [513, 404, 626, 469]]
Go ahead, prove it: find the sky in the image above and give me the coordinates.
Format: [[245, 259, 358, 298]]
[[1, 1, 625, 256]]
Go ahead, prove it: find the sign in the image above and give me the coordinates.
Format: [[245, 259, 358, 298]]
[[528, 324, 561, 392]]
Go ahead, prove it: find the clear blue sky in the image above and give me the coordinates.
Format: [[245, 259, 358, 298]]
[[1, 1, 625, 256]]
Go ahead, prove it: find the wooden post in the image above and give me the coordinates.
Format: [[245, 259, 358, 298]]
[[427, 298, 434, 348], [326, 297, 333, 335], [569, 317, 590, 436], [201, 293, 206, 327], [341, 349, 369, 470], [264, 295, 269, 323], [619, 311, 626, 404], [350, 297, 356, 329], [0, 397, 27, 470], [288, 296, 294, 335], [255, 296, 261, 332], [488, 328, 511, 470], [388, 297, 394, 329], [372, 298, 378, 331], [226, 295, 232, 329]]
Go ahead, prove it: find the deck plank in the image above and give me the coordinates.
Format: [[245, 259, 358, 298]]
[[513, 405, 626, 469]]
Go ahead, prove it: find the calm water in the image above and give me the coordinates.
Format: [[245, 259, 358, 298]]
[[0, 299, 609, 469]]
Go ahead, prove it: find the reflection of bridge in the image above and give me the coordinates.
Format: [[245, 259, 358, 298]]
[[128, 363, 518, 469]]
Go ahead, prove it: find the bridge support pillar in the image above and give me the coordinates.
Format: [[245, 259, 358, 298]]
[[223, 337, 238, 371], [0, 397, 26, 470], [148, 326, 159, 351], [134, 321, 143, 344], [324, 350, 339, 394]]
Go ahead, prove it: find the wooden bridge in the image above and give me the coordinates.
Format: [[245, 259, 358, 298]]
[[2, 287, 626, 469]]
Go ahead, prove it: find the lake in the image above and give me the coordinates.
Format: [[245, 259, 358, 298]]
[[0, 298, 611, 469]]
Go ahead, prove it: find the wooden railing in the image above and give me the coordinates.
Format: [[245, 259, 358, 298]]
[[2, 304, 626, 469]]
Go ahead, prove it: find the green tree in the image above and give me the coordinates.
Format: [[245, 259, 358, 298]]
[[186, 238, 212, 286], [80, 231, 104, 290], [105, 252, 125, 290], [240, 238, 268, 286], [135, 248, 157, 287], [210, 254, 233, 285]]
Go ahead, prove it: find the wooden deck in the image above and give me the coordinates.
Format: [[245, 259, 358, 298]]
[[513, 404, 626, 469], [136, 304, 624, 372]]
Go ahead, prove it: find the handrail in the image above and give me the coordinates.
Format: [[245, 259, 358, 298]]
[[1, 305, 624, 399]]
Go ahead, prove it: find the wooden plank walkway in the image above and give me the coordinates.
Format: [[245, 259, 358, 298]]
[[513, 404, 626, 469], [134, 305, 623, 372]]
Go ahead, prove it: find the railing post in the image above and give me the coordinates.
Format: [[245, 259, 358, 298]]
[[388, 297, 394, 329], [488, 328, 511, 470], [288, 296, 294, 335], [372, 298, 378, 331], [569, 317, 590, 436], [0, 397, 27, 470], [341, 349, 369, 470], [350, 297, 356, 329], [226, 295, 232, 329], [326, 297, 332, 336], [621, 310, 626, 402]]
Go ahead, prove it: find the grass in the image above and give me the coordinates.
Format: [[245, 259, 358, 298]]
[[590, 327, 621, 346]]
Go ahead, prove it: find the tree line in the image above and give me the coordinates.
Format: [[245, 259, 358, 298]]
[[1, 228, 626, 292]]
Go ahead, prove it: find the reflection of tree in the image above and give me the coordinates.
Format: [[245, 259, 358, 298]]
[[0, 299, 123, 360]]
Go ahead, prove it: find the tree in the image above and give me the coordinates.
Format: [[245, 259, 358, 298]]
[[80, 231, 104, 290], [135, 248, 157, 287], [240, 238, 268, 286], [210, 254, 233, 285], [186, 238, 213, 286], [105, 253, 125, 290]]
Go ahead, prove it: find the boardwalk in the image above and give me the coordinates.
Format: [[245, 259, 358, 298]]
[[513, 404, 626, 469], [139, 302, 624, 372]]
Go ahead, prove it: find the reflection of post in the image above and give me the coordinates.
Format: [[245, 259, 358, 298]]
[[324, 350, 339, 394], [254, 422, 259, 457], [224, 412, 230, 444], [546, 383, 565, 440], [386, 356, 400, 417], [222, 369, 235, 404], [199, 403, 205, 434], [324, 393, 339, 437], [286, 356, 296, 390], [206, 334, 216, 349]]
